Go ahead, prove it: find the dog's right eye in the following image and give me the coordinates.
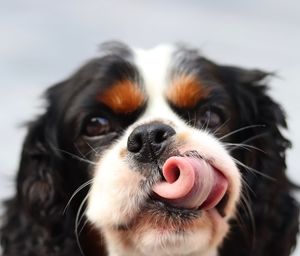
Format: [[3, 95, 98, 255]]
[[84, 117, 111, 137]]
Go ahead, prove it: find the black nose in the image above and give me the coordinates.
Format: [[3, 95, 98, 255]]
[[127, 123, 176, 163]]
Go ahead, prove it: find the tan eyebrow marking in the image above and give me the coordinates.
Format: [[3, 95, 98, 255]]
[[166, 75, 209, 108], [97, 80, 145, 114]]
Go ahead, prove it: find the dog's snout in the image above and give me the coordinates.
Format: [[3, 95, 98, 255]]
[[127, 123, 176, 162]]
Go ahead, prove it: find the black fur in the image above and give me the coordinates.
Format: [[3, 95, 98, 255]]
[[217, 66, 299, 255], [1, 49, 299, 256]]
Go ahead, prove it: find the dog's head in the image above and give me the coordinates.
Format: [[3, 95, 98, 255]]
[[84, 44, 242, 256], [11, 42, 297, 256]]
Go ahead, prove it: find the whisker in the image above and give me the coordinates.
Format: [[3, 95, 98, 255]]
[[185, 112, 197, 128], [236, 132, 269, 146], [225, 143, 266, 154], [75, 193, 90, 256], [239, 174, 256, 197], [232, 177, 256, 242], [186, 112, 192, 126], [219, 124, 266, 141], [204, 110, 211, 132], [63, 179, 94, 215], [232, 157, 276, 181], [82, 148, 99, 158], [193, 112, 198, 127], [74, 144, 89, 160], [232, 176, 255, 237], [238, 175, 257, 248], [199, 116, 207, 132], [85, 141, 98, 154], [57, 149, 97, 165], [239, 191, 256, 246], [212, 118, 231, 136], [82, 141, 102, 158], [78, 218, 90, 236]]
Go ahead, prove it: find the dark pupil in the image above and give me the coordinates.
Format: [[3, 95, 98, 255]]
[[86, 117, 110, 137]]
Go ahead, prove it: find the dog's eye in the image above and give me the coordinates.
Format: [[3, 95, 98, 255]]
[[197, 109, 222, 129], [84, 117, 111, 137]]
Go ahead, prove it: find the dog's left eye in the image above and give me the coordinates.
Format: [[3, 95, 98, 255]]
[[197, 109, 222, 129], [84, 117, 111, 137]]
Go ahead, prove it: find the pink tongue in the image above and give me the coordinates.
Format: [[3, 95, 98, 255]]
[[152, 156, 228, 209]]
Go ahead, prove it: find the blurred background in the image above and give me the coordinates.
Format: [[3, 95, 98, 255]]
[[0, 0, 299, 254]]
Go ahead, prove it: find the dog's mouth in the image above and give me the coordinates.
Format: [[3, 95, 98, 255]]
[[148, 153, 229, 218]]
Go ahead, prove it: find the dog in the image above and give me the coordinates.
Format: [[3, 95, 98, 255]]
[[1, 42, 299, 256]]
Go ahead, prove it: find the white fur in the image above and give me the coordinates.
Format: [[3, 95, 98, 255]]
[[86, 45, 241, 256]]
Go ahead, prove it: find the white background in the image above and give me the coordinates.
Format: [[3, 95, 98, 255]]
[[0, 0, 299, 255]]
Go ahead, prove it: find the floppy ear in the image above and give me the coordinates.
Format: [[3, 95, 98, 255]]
[[217, 66, 289, 172], [15, 81, 70, 226], [217, 66, 285, 126], [217, 66, 299, 255]]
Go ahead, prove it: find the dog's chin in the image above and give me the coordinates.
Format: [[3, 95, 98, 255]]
[[89, 172, 231, 256], [102, 199, 229, 256]]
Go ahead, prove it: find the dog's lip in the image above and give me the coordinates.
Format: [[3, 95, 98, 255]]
[[149, 190, 229, 218], [146, 195, 202, 218]]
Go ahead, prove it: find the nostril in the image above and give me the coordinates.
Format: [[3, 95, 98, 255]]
[[127, 132, 143, 153], [152, 125, 176, 145], [154, 130, 167, 144]]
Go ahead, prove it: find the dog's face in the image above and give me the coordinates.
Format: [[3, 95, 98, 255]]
[[55, 43, 244, 256], [3, 42, 298, 256]]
